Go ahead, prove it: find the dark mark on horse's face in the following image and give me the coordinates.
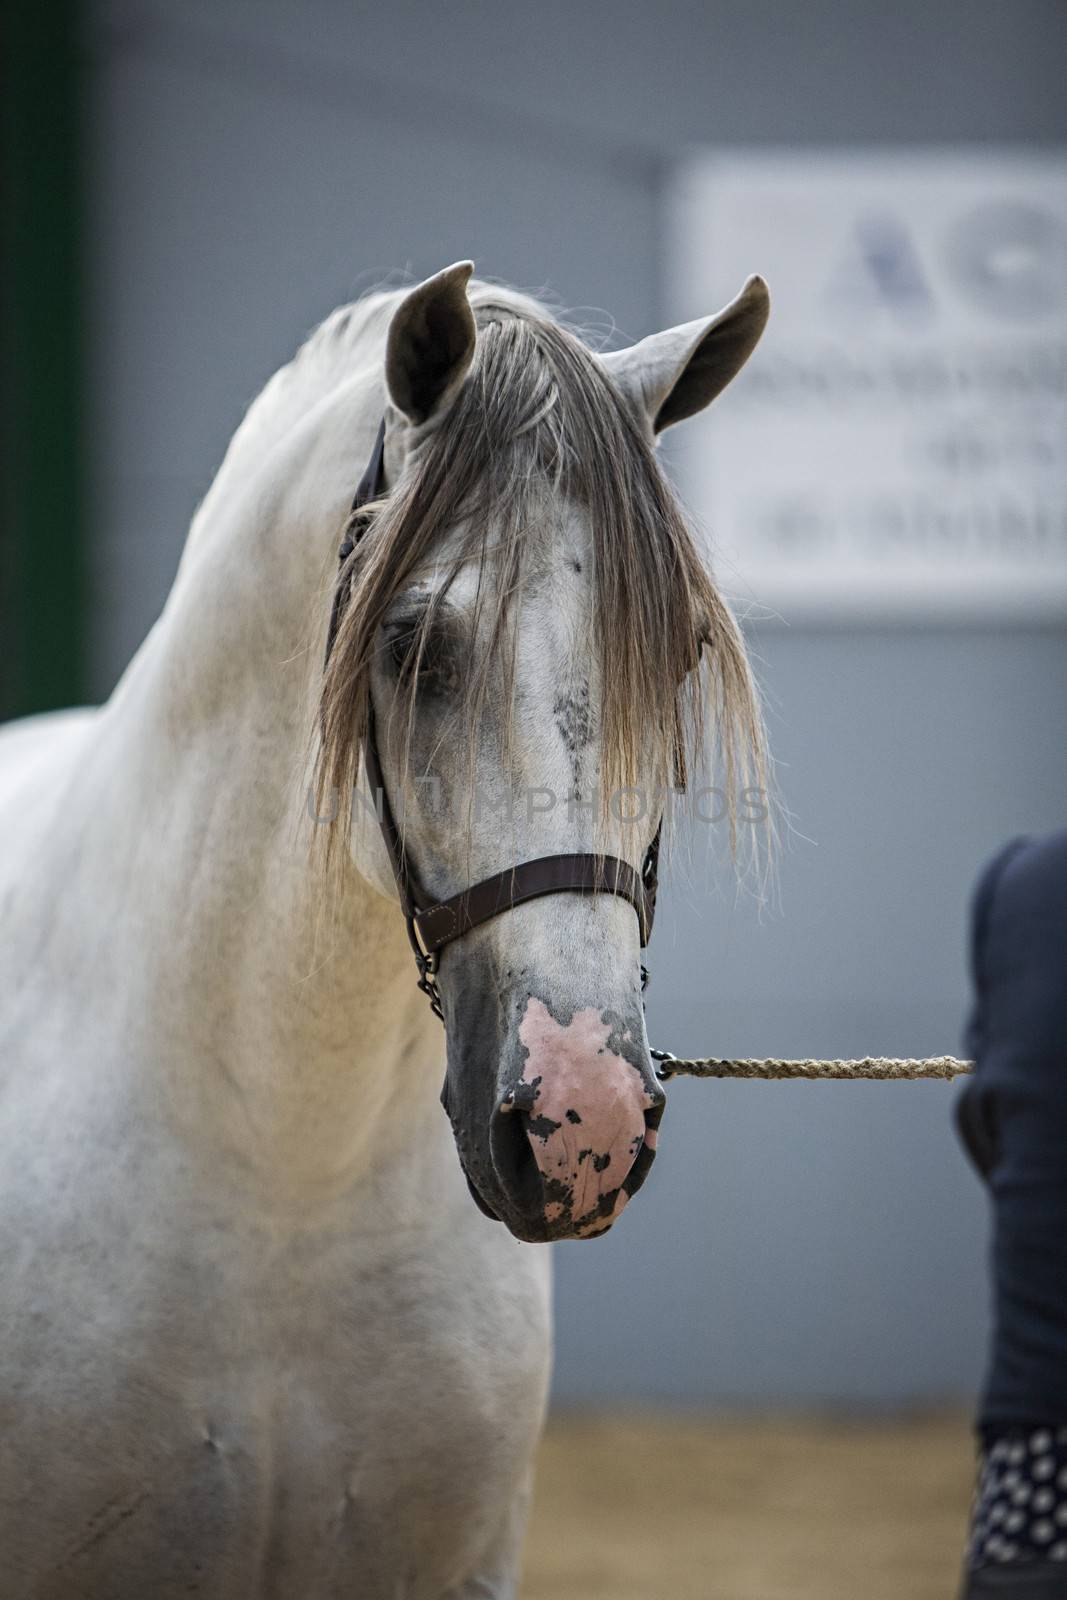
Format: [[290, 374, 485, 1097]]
[[553, 683, 594, 793], [552, 684, 593, 756], [525, 1112, 561, 1142]]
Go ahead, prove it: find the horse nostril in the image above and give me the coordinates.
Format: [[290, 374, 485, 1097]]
[[489, 1099, 544, 1217]]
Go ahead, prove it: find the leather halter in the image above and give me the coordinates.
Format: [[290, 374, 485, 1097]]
[[324, 418, 661, 1018]]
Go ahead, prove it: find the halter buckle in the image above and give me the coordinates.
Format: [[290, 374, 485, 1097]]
[[650, 1047, 678, 1082], [406, 916, 444, 1019]]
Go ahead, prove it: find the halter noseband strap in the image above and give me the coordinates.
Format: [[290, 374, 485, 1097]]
[[324, 417, 660, 1019]]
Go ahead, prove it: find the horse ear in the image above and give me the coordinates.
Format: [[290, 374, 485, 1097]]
[[385, 261, 477, 427], [601, 275, 769, 435]]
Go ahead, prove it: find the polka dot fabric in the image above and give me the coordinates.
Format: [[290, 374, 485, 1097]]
[[968, 1427, 1067, 1569]]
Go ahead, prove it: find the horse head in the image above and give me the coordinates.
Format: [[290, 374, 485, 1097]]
[[317, 262, 769, 1242]]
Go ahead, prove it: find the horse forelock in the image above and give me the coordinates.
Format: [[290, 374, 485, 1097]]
[[313, 280, 769, 875]]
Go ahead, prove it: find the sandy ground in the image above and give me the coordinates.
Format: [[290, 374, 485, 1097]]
[[522, 1411, 974, 1600]]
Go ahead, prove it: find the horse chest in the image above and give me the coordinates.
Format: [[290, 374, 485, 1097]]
[[0, 1129, 551, 1598], [3, 1401, 515, 1599]]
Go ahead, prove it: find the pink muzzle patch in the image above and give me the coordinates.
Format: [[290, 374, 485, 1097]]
[[515, 997, 655, 1237]]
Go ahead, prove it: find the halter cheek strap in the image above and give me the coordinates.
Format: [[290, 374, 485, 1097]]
[[324, 417, 661, 1020]]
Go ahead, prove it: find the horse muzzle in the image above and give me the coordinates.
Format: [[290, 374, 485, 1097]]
[[440, 967, 665, 1243]]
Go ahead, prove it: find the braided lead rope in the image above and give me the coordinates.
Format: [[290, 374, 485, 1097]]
[[651, 1051, 972, 1082]]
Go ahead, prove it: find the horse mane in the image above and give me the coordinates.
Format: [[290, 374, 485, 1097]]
[[313, 280, 768, 871]]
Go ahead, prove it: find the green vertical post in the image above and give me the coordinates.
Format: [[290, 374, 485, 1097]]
[[1, 0, 87, 720]]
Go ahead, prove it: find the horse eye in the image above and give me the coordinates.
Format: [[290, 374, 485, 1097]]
[[386, 624, 418, 678], [384, 620, 458, 695]]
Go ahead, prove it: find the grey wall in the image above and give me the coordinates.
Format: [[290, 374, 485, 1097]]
[[86, 0, 1067, 1407]]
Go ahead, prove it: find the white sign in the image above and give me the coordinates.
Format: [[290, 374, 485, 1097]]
[[667, 150, 1067, 621]]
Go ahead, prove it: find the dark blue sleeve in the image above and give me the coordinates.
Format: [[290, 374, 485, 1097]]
[[955, 830, 1067, 1431], [955, 836, 1032, 1179]]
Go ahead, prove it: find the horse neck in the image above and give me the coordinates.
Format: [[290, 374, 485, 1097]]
[[93, 344, 447, 1204]]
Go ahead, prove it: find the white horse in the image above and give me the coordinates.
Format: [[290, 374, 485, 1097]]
[[0, 262, 768, 1597]]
